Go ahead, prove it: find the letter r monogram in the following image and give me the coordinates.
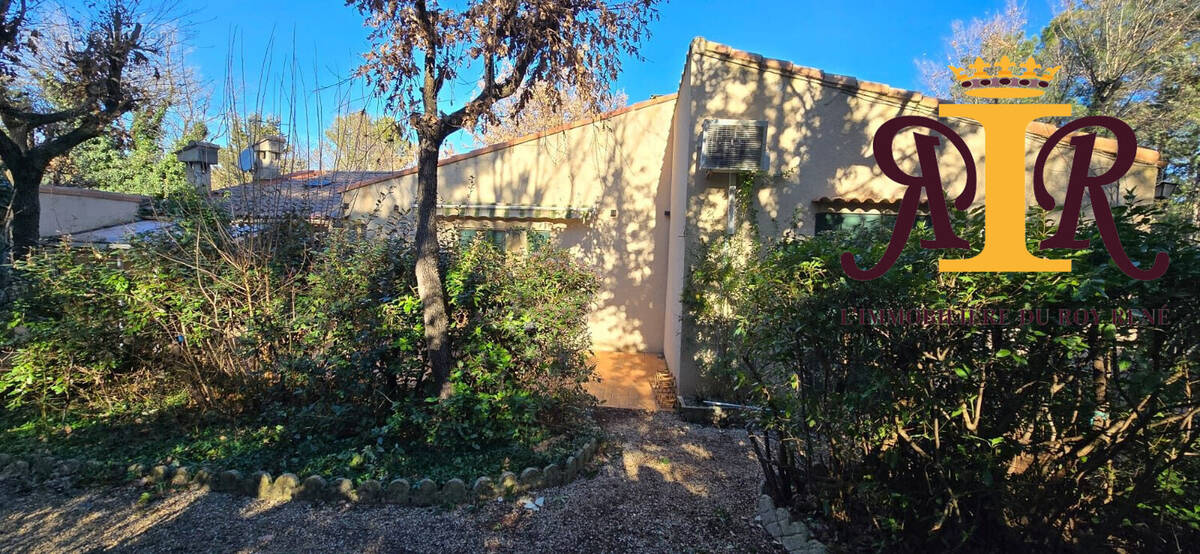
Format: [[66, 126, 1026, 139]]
[[843, 104, 1169, 280]]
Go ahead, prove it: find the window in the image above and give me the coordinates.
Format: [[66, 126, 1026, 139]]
[[815, 213, 931, 233], [459, 228, 552, 253], [816, 213, 892, 233]]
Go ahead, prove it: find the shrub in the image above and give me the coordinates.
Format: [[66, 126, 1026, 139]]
[[686, 201, 1200, 550], [1, 197, 599, 452]]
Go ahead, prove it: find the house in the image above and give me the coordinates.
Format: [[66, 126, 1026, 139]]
[[330, 38, 1164, 402]]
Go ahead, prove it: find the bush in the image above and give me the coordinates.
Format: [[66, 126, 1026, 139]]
[[1, 197, 599, 455], [686, 201, 1200, 551]]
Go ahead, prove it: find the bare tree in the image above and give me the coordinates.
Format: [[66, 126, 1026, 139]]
[[324, 110, 413, 171], [922, 0, 1200, 210], [1044, 0, 1200, 200], [350, 0, 658, 398], [469, 82, 627, 146], [0, 0, 175, 272], [916, 0, 1037, 100]]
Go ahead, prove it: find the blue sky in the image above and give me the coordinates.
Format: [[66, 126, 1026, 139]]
[[176, 0, 1056, 150]]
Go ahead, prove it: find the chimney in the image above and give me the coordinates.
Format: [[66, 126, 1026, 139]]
[[251, 135, 287, 181], [175, 141, 220, 194]]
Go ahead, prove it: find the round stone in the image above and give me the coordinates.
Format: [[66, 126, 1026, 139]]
[[298, 475, 326, 501], [357, 479, 383, 503], [127, 463, 146, 479], [149, 465, 170, 483], [193, 468, 214, 488], [518, 467, 541, 490], [472, 476, 495, 500], [246, 471, 273, 498], [218, 470, 243, 493], [542, 464, 562, 487], [170, 466, 191, 486], [8, 460, 30, 478], [412, 478, 438, 506], [564, 456, 579, 482], [498, 471, 519, 494], [328, 477, 356, 502], [272, 473, 300, 501], [385, 479, 410, 505], [441, 478, 468, 504]]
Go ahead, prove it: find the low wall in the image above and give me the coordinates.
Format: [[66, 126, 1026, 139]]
[[0, 438, 601, 507], [39, 186, 146, 238]]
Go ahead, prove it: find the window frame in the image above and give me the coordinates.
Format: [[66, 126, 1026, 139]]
[[456, 222, 556, 253]]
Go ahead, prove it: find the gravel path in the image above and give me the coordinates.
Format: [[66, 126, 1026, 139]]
[[0, 410, 779, 553]]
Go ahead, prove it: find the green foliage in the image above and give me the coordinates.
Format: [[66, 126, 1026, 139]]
[[0, 406, 586, 485], [409, 241, 599, 447], [686, 202, 1200, 550], [55, 107, 198, 197], [1, 199, 599, 467]]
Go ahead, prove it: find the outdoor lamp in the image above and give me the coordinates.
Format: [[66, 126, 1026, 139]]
[[1154, 181, 1179, 200]]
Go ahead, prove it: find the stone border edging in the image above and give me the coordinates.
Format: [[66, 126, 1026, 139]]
[[755, 494, 828, 554], [0, 437, 601, 506]]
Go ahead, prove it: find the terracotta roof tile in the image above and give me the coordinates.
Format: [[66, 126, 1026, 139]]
[[220, 170, 398, 219]]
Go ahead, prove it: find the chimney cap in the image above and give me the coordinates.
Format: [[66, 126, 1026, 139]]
[[252, 135, 287, 153], [175, 140, 220, 153], [175, 141, 220, 164]]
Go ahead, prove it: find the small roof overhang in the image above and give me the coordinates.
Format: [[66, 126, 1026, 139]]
[[813, 195, 928, 210]]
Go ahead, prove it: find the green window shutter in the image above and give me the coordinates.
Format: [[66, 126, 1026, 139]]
[[459, 229, 477, 249], [487, 230, 507, 251]]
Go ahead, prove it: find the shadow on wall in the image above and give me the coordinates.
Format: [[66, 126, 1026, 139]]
[[679, 49, 977, 397], [350, 100, 678, 355]]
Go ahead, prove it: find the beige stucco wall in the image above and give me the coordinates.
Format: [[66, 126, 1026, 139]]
[[344, 97, 678, 353], [684, 41, 1158, 239], [668, 38, 1162, 396], [39, 186, 146, 238], [343, 37, 1162, 398], [662, 50, 698, 388]]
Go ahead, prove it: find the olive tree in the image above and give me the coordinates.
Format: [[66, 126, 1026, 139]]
[[350, 0, 658, 397]]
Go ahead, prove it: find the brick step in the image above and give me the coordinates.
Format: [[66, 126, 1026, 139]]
[[651, 366, 678, 411]]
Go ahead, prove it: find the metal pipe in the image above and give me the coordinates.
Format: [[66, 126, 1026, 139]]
[[701, 400, 762, 411]]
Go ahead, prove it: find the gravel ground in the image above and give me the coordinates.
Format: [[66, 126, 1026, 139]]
[[0, 410, 780, 553]]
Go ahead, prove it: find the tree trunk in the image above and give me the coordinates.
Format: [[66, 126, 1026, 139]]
[[1088, 324, 1110, 430], [0, 178, 11, 300], [414, 136, 454, 399], [9, 163, 42, 260]]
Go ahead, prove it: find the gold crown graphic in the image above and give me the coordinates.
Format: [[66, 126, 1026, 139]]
[[949, 56, 1060, 99]]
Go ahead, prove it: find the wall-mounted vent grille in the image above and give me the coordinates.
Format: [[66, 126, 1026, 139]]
[[700, 119, 766, 172]]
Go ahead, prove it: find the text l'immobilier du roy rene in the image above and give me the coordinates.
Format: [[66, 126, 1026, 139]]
[[840, 307, 1170, 327]]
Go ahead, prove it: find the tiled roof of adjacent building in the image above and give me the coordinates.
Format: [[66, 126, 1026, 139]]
[[220, 170, 400, 219]]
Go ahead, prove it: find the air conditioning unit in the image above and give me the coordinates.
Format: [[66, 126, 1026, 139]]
[[700, 119, 767, 173]]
